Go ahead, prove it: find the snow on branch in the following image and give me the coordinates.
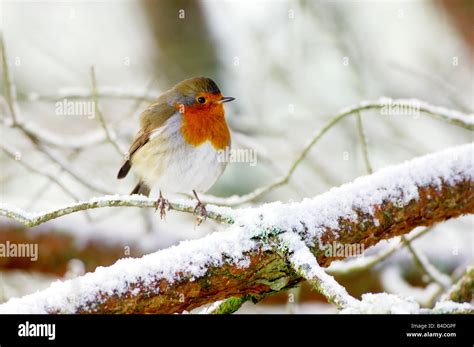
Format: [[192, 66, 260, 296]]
[[0, 195, 235, 227], [279, 232, 359, 309], [199, 98, 473, 206], [0, 143, 472, 314]]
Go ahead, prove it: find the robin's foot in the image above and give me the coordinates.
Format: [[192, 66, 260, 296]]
[[193, 190, 207, 225], [155, 191, 169, 220]]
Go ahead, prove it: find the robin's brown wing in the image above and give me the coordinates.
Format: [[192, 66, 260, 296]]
[[117, 99, 176, 179], [117, 130, 150, 179]]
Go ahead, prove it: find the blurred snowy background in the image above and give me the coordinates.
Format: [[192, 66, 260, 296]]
[[0, 0, 472, 313]]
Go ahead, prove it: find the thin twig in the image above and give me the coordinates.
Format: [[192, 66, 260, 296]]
[[200, 99, 473, 206], [0, 144, 472, 313], [353, 108, 449, 292], [90, 66, 126, 157], [0, 144, 81, 202], [355, 111, 373, 174], [402, 236, 452, 289], [0, 34, 19, 125], [17, 89, 157, 103], [388, 61, 472, 113], [33, 140, 113, 195]]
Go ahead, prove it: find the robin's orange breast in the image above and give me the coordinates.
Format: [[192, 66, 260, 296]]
[[179, 102, 231, 150]]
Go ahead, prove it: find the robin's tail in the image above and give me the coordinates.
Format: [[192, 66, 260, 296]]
[[130, 181, 151, 197]]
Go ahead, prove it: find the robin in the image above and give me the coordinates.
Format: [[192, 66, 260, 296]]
[[117, 77, 235, 222]]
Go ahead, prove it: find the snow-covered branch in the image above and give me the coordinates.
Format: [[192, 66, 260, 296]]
[[279, 233, 359, 309], [0, 144, 472, 313]]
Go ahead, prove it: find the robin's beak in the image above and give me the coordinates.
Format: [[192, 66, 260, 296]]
[[218, 96, 235, 104]]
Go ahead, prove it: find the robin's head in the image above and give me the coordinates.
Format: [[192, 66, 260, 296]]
[[169, 77, 234, 149], [170, 77, 235, 110]]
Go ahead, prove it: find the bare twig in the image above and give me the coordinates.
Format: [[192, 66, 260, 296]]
[[354, 115, 450, 292], [355, 111, 373, 174], [32, 141, 113, 195], [90, 66, 126, 157], [0, 144, 81, 202], [388, 61, 472, 113], [200, 98, 473, 206], [0, 34, 19, 125], [402, 237, 452, 289], [18, 88, 157, 103], [0, 143, 471, 313]]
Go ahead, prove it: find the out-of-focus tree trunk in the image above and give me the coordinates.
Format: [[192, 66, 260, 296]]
[[440, 0, 474, 48], [141, 0, 220, 85]]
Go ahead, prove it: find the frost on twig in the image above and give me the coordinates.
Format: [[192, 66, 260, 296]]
[[199, 98, 473, 206], [0, 144, 472, 314], [0, 195, 235, 227]]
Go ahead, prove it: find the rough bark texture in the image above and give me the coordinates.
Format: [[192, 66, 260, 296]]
[[315, 180, 473, 266], [70, 179, 473, 314], [77, 252, 300, 314]]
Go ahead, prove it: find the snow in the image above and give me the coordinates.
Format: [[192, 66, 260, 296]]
[[198, 300, 225, 314], [0, 144, 471, 313], [0, 223, 256, 313], [341, 293, 420, 314], [234, 143, 473, 246], [0, 194, 236, 227], [430, 301, 473, 313], [2, 143, 471, 238], [279, 232, 358, 307]]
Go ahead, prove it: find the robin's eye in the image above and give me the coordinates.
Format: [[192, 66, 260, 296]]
[[197, 96, 206, 104]]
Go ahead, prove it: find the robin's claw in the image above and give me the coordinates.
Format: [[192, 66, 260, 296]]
[[193, 190, 207, 226], [155, 191, 169, 220]]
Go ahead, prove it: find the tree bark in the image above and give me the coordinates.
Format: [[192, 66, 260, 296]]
[[0, 144, 472, 314]]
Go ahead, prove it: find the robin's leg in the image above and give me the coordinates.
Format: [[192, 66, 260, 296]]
[[193, 190, 207, 225], [154, 190, 170, 220]]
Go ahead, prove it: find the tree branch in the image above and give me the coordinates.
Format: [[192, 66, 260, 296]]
[[199, 98, 473, 206], [0, 144, 471, 313], [443, 266, 473, 303], [0, 143, 81, 202], [0, 195, 235, 227], [279, 233, 358, 309], [402, 236, 452, 289], [326, 226, 433, 276], [90, 66, 126, 157]]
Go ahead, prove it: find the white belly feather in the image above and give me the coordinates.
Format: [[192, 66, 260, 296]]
[[131, 113, 228, 195]]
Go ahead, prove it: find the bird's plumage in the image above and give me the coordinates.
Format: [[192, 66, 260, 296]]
[[117, 77, 232, 197]]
